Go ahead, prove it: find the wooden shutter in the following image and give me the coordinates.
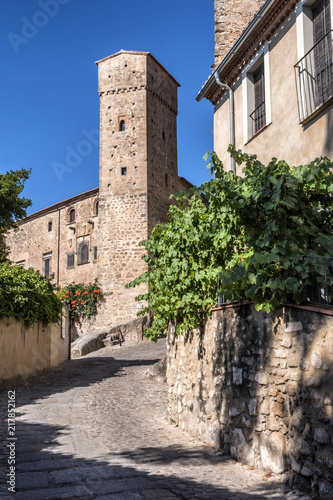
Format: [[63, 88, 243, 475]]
[[313, 0, 332, 106], [253, 63, 266, 133]]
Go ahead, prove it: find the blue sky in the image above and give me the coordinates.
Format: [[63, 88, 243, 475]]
[[0, 0, 214, 215]]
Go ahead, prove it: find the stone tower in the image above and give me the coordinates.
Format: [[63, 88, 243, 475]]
[[214, 0, 264, 67], [95, 51, 180, 329]]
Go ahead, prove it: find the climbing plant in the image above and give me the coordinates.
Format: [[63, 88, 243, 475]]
[[127, 146, 333, 341], [58, 281, 104, 324]]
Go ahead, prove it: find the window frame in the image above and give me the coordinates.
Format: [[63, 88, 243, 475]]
[[43, 257, 51, 278], [242, 41, 272, 144], [77, 242, 89, 265], [295, 0, 333, 121], [67, 252, 74, 269]]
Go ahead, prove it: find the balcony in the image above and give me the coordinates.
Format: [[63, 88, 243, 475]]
[[294, 30, 333, 122], [249, 101, 266, 137]]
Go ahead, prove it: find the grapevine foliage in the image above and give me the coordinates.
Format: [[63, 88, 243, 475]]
[[127, 147, 333, 341]]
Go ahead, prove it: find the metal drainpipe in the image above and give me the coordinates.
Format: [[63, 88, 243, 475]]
[[214, 72, 235, 175]]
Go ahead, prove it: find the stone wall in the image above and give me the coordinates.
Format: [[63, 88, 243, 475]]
[[0, 308, 69, 383], [7, 189, 99, 288], [214, 0, 264, 67], [167, 304, 333, 499]]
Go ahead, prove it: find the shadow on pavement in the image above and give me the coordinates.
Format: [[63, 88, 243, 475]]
[[0, 420, 289, 500]]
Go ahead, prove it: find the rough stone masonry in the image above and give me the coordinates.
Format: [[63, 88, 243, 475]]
[[167, 304, 333, 499]]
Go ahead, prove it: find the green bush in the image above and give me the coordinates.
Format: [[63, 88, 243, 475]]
[[0, 262, 62, 326], [127, 147, 333, 341]]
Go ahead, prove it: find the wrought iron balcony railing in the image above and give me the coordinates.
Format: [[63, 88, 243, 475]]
[[294, 30, 333, 122], [249, 101, 266, 136]]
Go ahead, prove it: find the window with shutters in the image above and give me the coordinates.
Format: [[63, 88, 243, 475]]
[[295, 0, 332, 121], [67, 253, 74, 269], [242, 42, 271, 143], [250, 64, 266, 135], [313, 0, 332, 106]]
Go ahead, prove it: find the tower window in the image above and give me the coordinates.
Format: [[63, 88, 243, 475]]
[[121, 167, 127, 176], [93, 199, 99, 216], [48, 221, 52, 232], [69, 209, 75, 223], [162, 131, 166, 140], [119, 120, 125, 132], [165, 173, 169, 187]]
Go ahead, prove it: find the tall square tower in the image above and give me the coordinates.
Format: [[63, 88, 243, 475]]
[[95, 51, 180, 328]]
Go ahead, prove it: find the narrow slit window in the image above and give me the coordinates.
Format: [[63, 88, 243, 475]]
[[119, 120, 125, 132], [43, 258, 51, 278], [48, 221, 52, 232], [121, 167, 127, 176], [69, 209, 75, 223]]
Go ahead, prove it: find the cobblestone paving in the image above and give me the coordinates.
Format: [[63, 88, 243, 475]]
[[0, 340, 311, 500]]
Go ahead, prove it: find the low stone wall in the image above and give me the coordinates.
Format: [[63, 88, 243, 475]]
[[0, 309, 69, 383], [167, 304, 333, 498]]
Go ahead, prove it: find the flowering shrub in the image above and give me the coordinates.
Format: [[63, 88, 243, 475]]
[[58, 281, 104, 323]]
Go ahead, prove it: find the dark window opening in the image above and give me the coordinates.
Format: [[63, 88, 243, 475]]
[[119, 120, 125, 132], [162, 131, 166, 140], [48, 221, 52, 232], [250, 63, 266, 135], [44, 258, 50, 278], [78, 243, 89, 265], [93, 246, 98, 261], [69, 209, 75, 223], [121, 167, 127, 176], [165, 173, 169, 187], [67, 253, 74, 269]]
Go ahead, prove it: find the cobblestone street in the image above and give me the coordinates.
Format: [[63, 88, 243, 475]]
[[0, 340, 310, 500]]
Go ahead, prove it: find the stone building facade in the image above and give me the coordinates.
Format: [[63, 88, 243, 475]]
[[7, 51, 190, 334]]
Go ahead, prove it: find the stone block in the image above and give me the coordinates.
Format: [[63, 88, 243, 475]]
[[254, 372, 269, 385], [260, 433, 286, 473], [272, 402, 285, 417], [300, 460, 315, 477], [259, 399, 270, 415], [314, 427, 330, 445], [230, 428, 255, 464], [248, 399, 258, 416], [285, 321, 303, 332]]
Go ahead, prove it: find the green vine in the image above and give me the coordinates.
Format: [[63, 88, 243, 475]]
[[58, 281, 104, 324], [127, 147, 333, 341]]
